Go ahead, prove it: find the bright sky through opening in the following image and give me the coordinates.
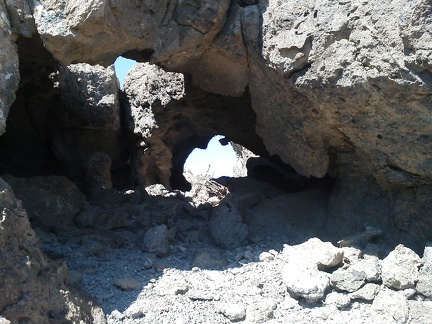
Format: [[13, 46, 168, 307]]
[[184, 135, 237, 178]]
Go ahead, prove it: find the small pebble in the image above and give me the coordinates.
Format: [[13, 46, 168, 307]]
[[114, 277, 142, 290], [259, 252, 274, 262]]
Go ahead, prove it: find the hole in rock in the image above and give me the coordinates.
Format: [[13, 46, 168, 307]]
[[184, 135, 239, 178], [114, 56, 137, 88]]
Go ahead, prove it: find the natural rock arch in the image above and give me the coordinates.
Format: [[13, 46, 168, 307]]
[[0, 0, 431, 322]]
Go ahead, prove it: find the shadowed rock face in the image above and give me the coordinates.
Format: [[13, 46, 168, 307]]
[[0, 0, 431, 321], [122, 62, 266, 191]]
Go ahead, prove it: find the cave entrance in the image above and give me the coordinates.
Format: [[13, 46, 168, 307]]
[[184, 135, 238, 179]]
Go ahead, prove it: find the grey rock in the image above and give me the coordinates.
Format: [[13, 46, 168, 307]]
[[372, 288, 409, 324], [245, 298, 275, 323], [191, 249, 227, 269], [5, 0, 36, 37], [75, 205, 126, 230], [110, 309, 125, 320], [408, 300, 432, 324], [188, 290, 218, 301], [153, 271, 190, 296], [416, 244, 432, 298], [0, 177, 104, 323], [324, 292, 351, 309], [209, 200, 248, 250], [32, 0, 229, 67], [281, 238, 343, 303], [281, 238, 344, 270], [3, 175, 86, 231], [349, 283, 380, 302], [0, 316, 10, 324], [259, 251, 275, 262], [330, 267, 366, 293], [399, 288, 416, 299], [125, 305, 144, 319], [114, 277, 142, 291], [143, 258, 153, 269], [85, 152, 113, 194], [381, 244, 422, 290], [143, 225, 170, 256], [57, 64, 120, 131], [0, 1, 20, 137], [283, 263, 330, 304], [350, 258, 381, 282], [337, 226, 383, 249], [218, 303, 246, 322]]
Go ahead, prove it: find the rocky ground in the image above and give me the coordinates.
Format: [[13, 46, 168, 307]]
[[23, 173, 432, 324]]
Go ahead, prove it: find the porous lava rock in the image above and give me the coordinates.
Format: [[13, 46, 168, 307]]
[[123, 62, 265, 191], [0, 0, 432, 320]]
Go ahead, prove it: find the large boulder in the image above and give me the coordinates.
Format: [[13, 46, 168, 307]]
[[381, 244, 422, 290], [0, 176, 104, 322], [3, 175, 86, 231], [250, 0, 432, 184]]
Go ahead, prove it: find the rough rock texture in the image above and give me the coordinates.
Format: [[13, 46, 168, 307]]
[[381, 244, 422, 290], [123, 62, 265, 191], [32, 0, 234, 96], [209, 200, 249, 250], [256, 0, 432, 181], [417, 244, 432, 298], [2, 0, 430, 241], [0, 2, 20, 136], [0, 40, 125, 192], [3, 174, 86, 231], [52, 62, 124, 188], [281, 238, 343, 303], [0, 176, 105, 323], [372, 288, 409, 324], [0, 0, 432, 320]]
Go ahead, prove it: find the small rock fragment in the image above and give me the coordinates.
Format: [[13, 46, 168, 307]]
[[143, 258, 153, 269], [245, 298, 275, 323], [114, 277, 142, 291], [324, 291, 351, 309], [143, 224, 170, 256], [110, 310, 125, 320], [191, 249, 227, 269], [259, 251, 274, 262], [188, 290, 218, 301], [349, 283, 380, 301], [330, 267, 366, 293], [218, 303, 246, 322], [351, 258, 381, 282], [283, 263, 330, 303], [399, 288, 416, 299]]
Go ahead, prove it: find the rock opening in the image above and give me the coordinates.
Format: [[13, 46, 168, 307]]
[[184, 135, 239, 178]]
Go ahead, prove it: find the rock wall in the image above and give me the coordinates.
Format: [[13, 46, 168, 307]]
[[0, 0, 431, 321], [0, 177, 105, 322], [123, 62, 265, 191], [0, 1, 20, 136]]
